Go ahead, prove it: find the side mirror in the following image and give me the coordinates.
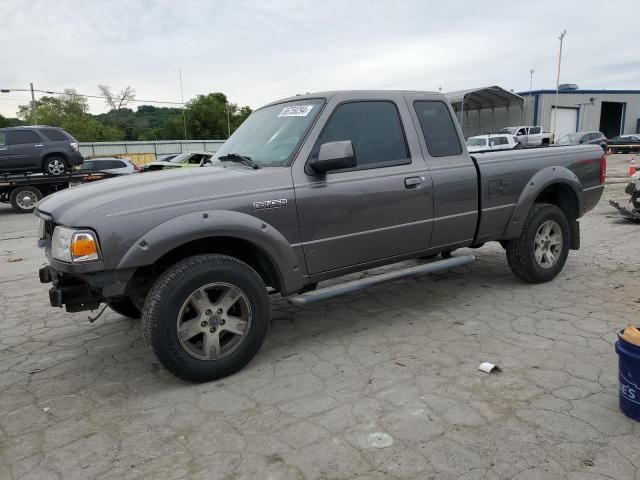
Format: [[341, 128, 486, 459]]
[[310, 140, 356, 173]]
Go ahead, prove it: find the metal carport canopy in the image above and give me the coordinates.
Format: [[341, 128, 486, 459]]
[[445, 85, 524, 112]]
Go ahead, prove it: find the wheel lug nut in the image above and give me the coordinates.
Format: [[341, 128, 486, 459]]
[[217, 308, 223, 314], [205, 309, 212, 315], [210, 327, 216, 333], [220, 319, 225, 325], [201, 321, 207, 327]]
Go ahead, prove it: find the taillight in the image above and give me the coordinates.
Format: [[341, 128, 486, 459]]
[[70, 142, 79, 151], [133, 163, 140, 171], [600, 155, 607, 184]]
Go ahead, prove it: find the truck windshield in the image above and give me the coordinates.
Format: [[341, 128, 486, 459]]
[[169, 152, 191, 163], [211, 99, 325, 167], [466, 138, 487, 146], [556, 133, 582, 144], [499, 127, 517, 134]]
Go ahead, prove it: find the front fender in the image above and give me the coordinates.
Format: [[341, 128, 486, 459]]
[[117, 210, 304, 294], [502, 165, 583, 239]]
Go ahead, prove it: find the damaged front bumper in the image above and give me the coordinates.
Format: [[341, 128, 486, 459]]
[[39, 265, 136, 312]]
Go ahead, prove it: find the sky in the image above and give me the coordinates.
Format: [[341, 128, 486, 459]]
[[2, 0, 639, 117]]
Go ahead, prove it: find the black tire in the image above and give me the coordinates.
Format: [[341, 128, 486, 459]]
[[108, 298, 141, 319], [505, 203, 570, 283], [43, 156, 68, 176], [9, 186, 43, 213], [141, 254, 270, 382]]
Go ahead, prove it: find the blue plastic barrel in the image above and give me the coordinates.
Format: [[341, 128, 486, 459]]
[[615, 332, 640, 421]]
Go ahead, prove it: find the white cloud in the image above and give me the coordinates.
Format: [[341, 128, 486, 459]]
[[1, 0, 639, 117]]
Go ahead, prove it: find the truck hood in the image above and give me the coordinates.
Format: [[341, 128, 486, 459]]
[[36, 166, 292, 226]]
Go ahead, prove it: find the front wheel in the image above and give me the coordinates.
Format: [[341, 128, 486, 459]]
[[505, 203, 570, 283], [141, 254, 270, 382]]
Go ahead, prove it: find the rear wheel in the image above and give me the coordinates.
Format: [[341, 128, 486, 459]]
[[141, 254, 270, 382], [108, 298, 141, 319], [505, 203, 570, 283], [43, 156, 68, 176], [9, 186, 42, 213]]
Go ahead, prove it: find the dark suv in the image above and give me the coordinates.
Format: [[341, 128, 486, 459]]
[[0, 126, 84, 176]]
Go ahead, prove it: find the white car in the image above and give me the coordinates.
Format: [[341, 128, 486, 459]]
[[499, 126, 552, 146], [80, 157, 137, 175], [466, 134, 519, 153]]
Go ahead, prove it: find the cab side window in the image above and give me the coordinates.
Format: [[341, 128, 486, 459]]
[[413, 101, 462, 157], [312, 101, 410, 169], [0, 132, 5, 145]]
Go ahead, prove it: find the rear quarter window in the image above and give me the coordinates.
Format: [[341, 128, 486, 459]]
[[41, 129, 70, 142], [413, 101, 462, 157]]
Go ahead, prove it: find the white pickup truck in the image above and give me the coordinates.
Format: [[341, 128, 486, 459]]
[[500, 126, 553, 147]]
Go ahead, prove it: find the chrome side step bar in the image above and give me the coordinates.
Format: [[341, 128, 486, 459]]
[[287, 255, 475, 306]]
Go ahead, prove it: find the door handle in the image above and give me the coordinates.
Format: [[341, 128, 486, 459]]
[[0, 147, 6, 151], [34, 144, 44, 147], [404, 176, 424, 188]]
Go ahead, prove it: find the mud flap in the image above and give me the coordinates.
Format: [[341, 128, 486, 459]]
[[570, 220, 580, 250]]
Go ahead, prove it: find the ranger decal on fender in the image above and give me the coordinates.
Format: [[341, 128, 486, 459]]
[[252, 199, 288, 210]]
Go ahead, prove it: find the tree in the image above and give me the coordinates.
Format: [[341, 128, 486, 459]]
[[185, 93, 252, 140], [98, 85, 136, 128], [0, 114, 23, 128], [17, 89, 123, 141]]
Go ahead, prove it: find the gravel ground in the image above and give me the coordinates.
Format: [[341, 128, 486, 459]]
[[0, 154, 639, 480]]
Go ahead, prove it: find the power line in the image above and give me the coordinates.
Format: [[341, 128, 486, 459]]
[[0, 87, 185, 106]]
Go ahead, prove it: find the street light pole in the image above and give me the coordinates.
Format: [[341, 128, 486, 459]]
[[529, 69, 535, 125], [551, 30, 566, 140], [179, 69, 188, 140], [30, 82, 38, 126]]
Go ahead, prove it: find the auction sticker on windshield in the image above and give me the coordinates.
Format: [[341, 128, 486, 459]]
[[278, 105, 314, 117]]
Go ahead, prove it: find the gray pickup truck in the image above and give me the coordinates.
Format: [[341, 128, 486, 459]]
[[35, 90, 605, 382]]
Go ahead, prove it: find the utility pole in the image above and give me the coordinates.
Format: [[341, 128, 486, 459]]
[[179, 69, 188, 140], [30, 82, 38, 125], [551, 30, 566, 140], [226, 102, 231, 138], [529, 69, 535, 124]]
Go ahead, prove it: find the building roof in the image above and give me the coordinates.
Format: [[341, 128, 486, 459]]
[[517, 89, 640, 96], [446, 86, 524, 112]]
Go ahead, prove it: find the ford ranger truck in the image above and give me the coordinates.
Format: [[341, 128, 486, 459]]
[[35, 91, 605, 382]]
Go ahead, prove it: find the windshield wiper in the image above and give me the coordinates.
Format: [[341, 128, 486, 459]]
[[218, 153, 260, 169]]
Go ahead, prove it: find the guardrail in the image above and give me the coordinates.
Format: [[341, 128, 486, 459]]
[[78, 140, 226, 158]]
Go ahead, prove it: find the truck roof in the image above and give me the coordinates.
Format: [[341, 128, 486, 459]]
[[263, 90, 442, 108]]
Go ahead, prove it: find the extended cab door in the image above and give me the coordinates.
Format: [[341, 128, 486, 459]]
[[405, 94, 478, 249], [291, 92, 434, 276]]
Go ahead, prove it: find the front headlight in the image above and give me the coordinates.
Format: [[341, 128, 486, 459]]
[[51, 226, 101, 263]]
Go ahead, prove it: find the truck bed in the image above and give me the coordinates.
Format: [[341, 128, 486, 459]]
[[471, 144, 605, 243]]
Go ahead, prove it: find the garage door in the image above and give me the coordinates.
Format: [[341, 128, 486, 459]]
[[553, 107, 578, 139]]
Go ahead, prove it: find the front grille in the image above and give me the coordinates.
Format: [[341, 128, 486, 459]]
[[39, 219, 55, 240]]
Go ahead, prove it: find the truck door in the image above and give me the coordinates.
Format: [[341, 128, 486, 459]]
[[6, 130, 43, 170], [405, 95, 478, 249], [292, 93, 434, 275]]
